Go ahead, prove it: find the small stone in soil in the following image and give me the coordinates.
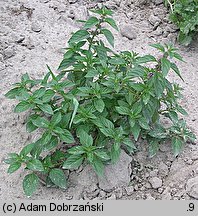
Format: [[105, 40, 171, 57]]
[[120, 24, 137, 40], [31, 22, 42, 32], [149, 177, 162, 189]]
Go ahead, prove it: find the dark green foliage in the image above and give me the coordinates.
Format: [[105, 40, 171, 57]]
[[165, 0, 198, 45], [5, 7, 196, 197]]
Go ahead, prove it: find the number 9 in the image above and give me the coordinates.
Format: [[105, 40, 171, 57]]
[[189, 203, 194, 211]]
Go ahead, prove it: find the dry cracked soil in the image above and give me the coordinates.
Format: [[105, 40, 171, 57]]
[[0, 0, 198, 200]]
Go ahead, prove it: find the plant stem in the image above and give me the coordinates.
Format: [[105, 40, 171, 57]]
[[88, 19, 103, 51]]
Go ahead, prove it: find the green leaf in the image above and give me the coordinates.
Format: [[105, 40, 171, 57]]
[[51, 112, 62, 126], [101, 29, 114, 47], [149, 140, 159, 158], [7, 162, 21, 174], [49, 168, 67, 189], [83, 16, 99, 29], [94, 98, 105, 113], [176, 105, 188, 116], [94, 116, 114, 129], [41, 72, 50, 85], [131, 123, 141, 141], [138, 117, 150, 130], [67, 146, 85, 155], [69, 98, 79, 128], [161, 58, 171, 76], [115, 106, 130, 115], [59, 129, 74, 143], [169, 111, 178, 122], [150, 43, 165, 52], [91, 7, 113, 16], [5, 87, 21, 99], [170, 62, 184, 81], [33, 88, 46, 98], [172, 137, 183, 157], [172, 52, 184, 62], [30, 140, 43, 158], [94, 150, 110, 161], [96, 45, 107, 63], [38, 104, 53, 115], [58, 58, 75, 71], [59, 80, 75, 89], [100, 127, 115, 138], [178, 32, 192, 46], [148, 126, 167, 139], [85, 69, 99, 78], [135, 55, 156, 64], [26, 159, 44, 172], [69, 30, 90, 43], [41, 132, 52, 144], [122, 138, 136, 153], [26, 123, 37, 134], [79, 130, 93, 147], [32, 117, 49, 128], [43, 136, 58, 151], [14, 101, 32, 113], [53, 126, 65, 134], [23, 173, 39, 197], [20, 143, 35, 157], [92, 156, 104, 176], [109, 57, 125, 65], [4, 153, 20, 164], [128, 66, 145, 78], [110, 143, 121, 163], [63, 155, 84, 169], [105, 17, 119, 31], [42, 89, 55, 102], [129, 118, 135, 128]]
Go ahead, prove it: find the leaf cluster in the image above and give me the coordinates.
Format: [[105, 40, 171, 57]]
[[164, 0, 198, 45]]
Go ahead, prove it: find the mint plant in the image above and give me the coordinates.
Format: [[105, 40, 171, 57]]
[[164, 0, 198, 45], [5, 7, 195, 197]]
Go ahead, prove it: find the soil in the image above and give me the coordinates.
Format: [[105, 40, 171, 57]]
[[0, 0, 198, 200]]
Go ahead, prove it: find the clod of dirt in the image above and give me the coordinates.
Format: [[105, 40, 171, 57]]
[[68, 165, 98, 199], [98, 150, 132, 191], [21, 36, 35, 50], [153, 26, 163, 36], [10, 32, 25, 43], [146, 194, 155, 200], [152, 0, 163, 5], [125, 186, 134, 196], [161, 188, 172, 200], [3, 46, 16, 59], [105, 1, 119, 10], [120, 24, 138, 40], [186, 176, 198, 199], [158, 162, 169, 177], [136, 0, 148, 6], [0, 62, 5, 71], [149, 177, 163, 189], [148, 14, 161, 27]]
